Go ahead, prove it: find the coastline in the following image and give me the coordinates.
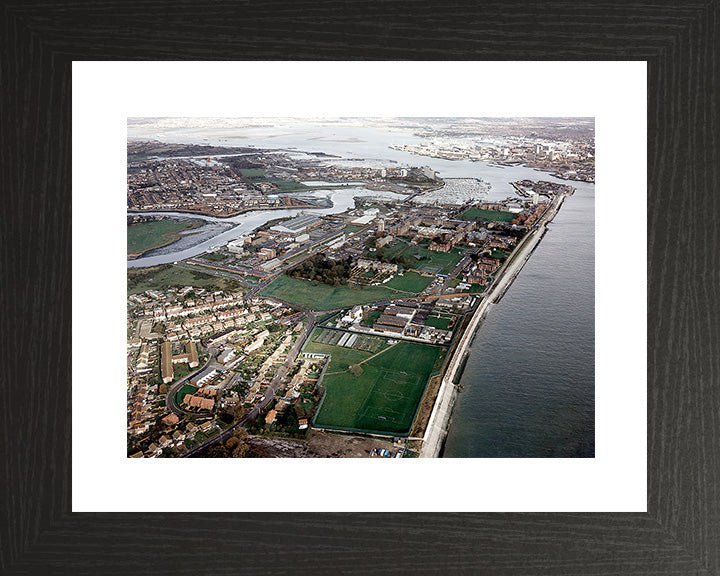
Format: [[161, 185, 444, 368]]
[[127, 220, 204, 260], [419, 192, 569, 458], [127, 200, 320, 221]]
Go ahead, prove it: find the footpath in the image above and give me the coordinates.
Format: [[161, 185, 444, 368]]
[[419, 193, 568, 457]]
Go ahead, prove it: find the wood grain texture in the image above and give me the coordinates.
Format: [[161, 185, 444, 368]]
[[1, 0, 718, 574]]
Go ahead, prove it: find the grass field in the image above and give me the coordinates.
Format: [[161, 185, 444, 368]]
[[238, 168, 266, 178], [174, 384, 198, 406], [362, 310, 382, 326], [127, 219, 200, 257], [312, 340, 447, 435], [239, 168, 308, 192], [259, 274, 428, 311], [306, 327, 388, 356], [460, 208, 516, 222], [383, 271, 433, 293], [127, 264, 243, 295], [264, 179, 309, 192], [303, 333, 373, 372], [366, 238, 463, 276], [378, 238, 411, 260], [424, 315, 451, 330], [402, 242, 463, 275], [282, 250, 308, 266], [198, 251, 227, 262], [491, 249, 509, 260]]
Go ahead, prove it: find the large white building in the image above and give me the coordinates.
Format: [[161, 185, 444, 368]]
[[218, 348, 236, 364], [227, 239, 247, 254], [271, 213, 320, 234]]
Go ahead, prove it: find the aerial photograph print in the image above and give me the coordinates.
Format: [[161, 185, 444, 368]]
[[126, 117, 595, 459]]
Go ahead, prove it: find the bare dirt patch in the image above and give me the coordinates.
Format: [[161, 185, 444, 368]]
[[246, 431, 396, 458], [410, 373, 443, 438]]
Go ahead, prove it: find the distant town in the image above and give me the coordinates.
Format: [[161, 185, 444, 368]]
[[127, 117, 592, 458]]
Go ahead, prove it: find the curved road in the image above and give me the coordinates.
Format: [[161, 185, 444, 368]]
[[165, 348, 220, 419], [181, 311, 316, 457]]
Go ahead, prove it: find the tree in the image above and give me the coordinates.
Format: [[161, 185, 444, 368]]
[[232, 443, 250, 458], [206, 444, 229, 458], [294, 404, 307, 420]]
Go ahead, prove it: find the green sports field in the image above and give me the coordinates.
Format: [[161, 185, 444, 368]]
[[383, 271, 433, 293], [368, 239, 463, 276], [239, 168, 308, 192], [309, 337, 447, 435], [402, 242, 464, 275], [259, 273, 432, 311], [460, 208, 516, 222], [424, 315, 452, 330]]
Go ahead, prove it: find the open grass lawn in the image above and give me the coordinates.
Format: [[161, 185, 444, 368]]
[[307, 327, 387, 355], [127, 219, 200, 256], [425, 315, 451, 330], [264, 178, 308, 192], [367, 239, 462, 276], [127, 264, 243, 295], [312, 340, 446, 435], [260, 274, 419, 311], [303, 328, 373, 369], [362, 309, 382, 326], [460, 208, 516, 222], [174, 384, 198, 406], [365, 341, 444, 375], [379, 238, 411, 260], [282, 250, 308, 266], [171, 363, 192, 383], [400, 242, 463, 275], [384, 271, 433, 293], [198, 251, 227, 262], [239, 168, 308, 192], [238, 168, 266, 178]]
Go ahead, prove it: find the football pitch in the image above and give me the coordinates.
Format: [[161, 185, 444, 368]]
[[310, 337, 447, 435]]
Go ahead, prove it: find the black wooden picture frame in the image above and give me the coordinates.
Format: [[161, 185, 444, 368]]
[[2, 1, 718, 574]]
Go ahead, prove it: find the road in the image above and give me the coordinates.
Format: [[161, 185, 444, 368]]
[[177, 193, 568, 457], [192, 221, 375, 301], [180, 311, 316, 457], [419, 192, 569, 457], [165, 348, 220, 418]]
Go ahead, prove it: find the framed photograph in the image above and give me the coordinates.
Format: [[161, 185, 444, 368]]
[[73, 61, 643, 515], [3, 2, 718, 574]]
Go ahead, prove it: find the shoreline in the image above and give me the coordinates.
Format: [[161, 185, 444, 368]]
[[126, 200, 322, 221], [419, 192, 569, 458], [127, 220, 204, 260]]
